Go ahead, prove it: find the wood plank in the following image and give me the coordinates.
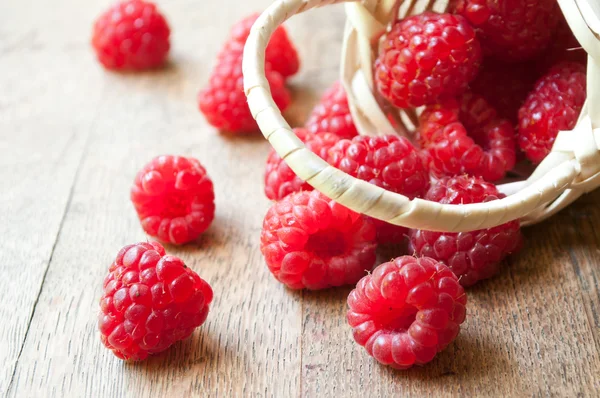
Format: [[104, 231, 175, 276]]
[[5, 0, 341, 395], [0, 12, 105, 394], [300, 192, 600, 397]]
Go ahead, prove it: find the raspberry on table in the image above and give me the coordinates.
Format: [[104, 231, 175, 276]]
[[450, 0, 561, 62], [518, 62, 586, 164], [264, 128, 341, 201], [260, 190, 377, 290], [198, 47, 291, 133], [99, 241, 213, 361], [327, 135, 430, 244], [419, 93, 516, 182], [347, 256, 467, 369], [131, 155, 215, 245], [92, 0, 170, 70], [306, 81, 359, 139], [468, 60, 538, 123], [226, 13, 299, 79], [409, 176, 522, 287], [375, 12, 482, 109]]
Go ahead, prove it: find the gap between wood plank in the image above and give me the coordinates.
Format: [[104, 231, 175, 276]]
[[5, 123, 94, 396]]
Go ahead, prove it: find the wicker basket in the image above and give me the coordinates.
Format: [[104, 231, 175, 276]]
[[243, 0, 600, 232]]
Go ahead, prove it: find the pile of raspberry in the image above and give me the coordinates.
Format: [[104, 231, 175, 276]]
[[91, 0, 588, 372]]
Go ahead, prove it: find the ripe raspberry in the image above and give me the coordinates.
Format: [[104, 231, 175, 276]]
[[226, 13, 299, 79], [198, 47, 291, 133], [347, 256, 467, 369], [518, 62, 586, 164], [99, 241, 213, 360], [419, 93, 516, 182], [375, 12, 482, 109], [450, 0, 560, 62], [327, 135, 430, 244], [537, 15, 586, 70], [264, 129, 341, 201], [469, 60, 538, 123], [131, 155, 215, 245], [306, 81, 359, 139], [92, 0, 170, 70], [409, 176, 522, 287], [260, 190, 377, 290]]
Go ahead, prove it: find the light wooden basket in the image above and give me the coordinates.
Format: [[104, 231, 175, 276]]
[[243, 0, 600, 232]]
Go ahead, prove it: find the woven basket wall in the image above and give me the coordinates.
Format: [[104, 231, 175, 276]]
[[243, 0, 600, 232]]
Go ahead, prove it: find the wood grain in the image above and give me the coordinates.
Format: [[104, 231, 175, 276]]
[[2, 0, 600, 397], [0, 2, 106, 391]]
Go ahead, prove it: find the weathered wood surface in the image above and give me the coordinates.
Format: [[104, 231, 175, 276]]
[[1, 0, 599, 396]]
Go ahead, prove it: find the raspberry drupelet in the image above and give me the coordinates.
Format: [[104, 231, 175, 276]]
[[347, 256, 467, 369], [92, 0, 170, 70], [327, 135, 430, 244], [409, 176, 522, 287], [198, 47, 291, 133], [518, 62, 587, 164], [264, 129, 341, 201], [375, 12, 482, 109], [450, 0, 561, 62], [419, 93, 516, 182], [306, 81, 359, 139], [99, 241, 213, 361], [131, 155, 215, 245], [260, 190, 377, 290]]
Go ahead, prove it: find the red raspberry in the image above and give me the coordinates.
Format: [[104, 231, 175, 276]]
[[469, 60, 538, 123], [264, 129, 341, 201], [327, 135, 430, 244], [419, 93, 516, 182], [537, 16, 586, 70], [92, 0, 170, 70], [226, 13, 299, 79], [306, 81, 359, 139], [450, 0, 560, 62], [260, 190, 377, 290], [131, 155, 215, 245], [518, 62, 586, 164], [198, 47, 291, 133], [409, 176, 522, 287], [375, 12, 481, 109], [347, 256, 467, 369], [99, 241, 213, 361]]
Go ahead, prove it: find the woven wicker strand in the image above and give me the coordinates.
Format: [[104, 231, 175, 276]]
[[243, 0, 600, 233]]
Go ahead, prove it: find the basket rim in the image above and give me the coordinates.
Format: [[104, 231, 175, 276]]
[[242, 0, 600, 233]]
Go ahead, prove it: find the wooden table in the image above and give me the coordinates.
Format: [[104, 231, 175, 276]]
[[2, 0, 599, 396]]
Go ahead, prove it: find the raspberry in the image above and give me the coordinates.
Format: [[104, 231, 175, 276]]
[[99, 241, 213, 360], [419, 93, 516, 182], [198, 47, 291, 133], [131, 155, 215, 245], [260, 190, 377, 290], [226, 13, 299, 79], [92, 0, 170, 70], [518, 62, 586, 164], [264, 129, 341, 201], [450, 0, 560, 62], [469, 60, 538, 123], [347, 256, 467, 369], [375, 12, 481, 109], [537, 16, 586, 70], [327, 135, 430, 244], [306, 81, 359, 139], [409, 176, 522, 286]]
